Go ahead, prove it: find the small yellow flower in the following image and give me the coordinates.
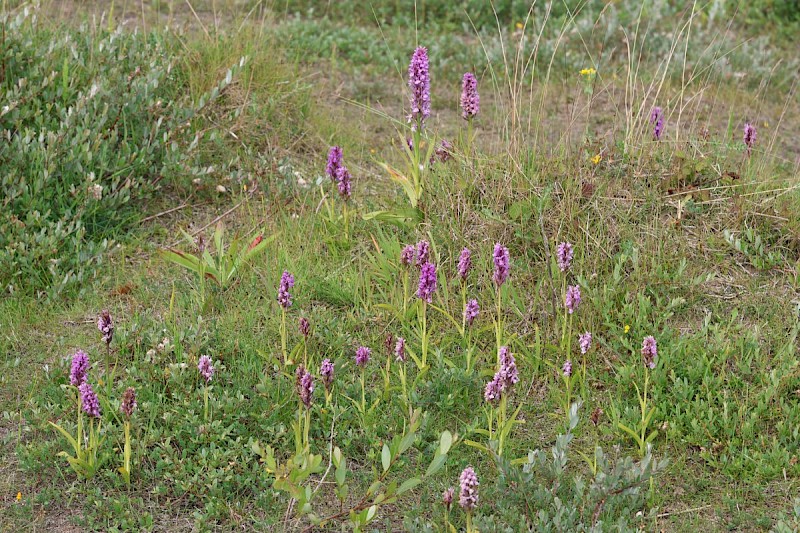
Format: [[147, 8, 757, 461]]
[[16, 492, 22, 501], [591, 153, 601, 165], [515, 22, 524, 30], [624, 324, 630, 334], [580, 67, 597, 77]]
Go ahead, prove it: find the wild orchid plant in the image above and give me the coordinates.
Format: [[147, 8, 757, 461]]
[[493, 243, 510, 358], [324, 145, 342, 218], [463, 298, 479, 373], [650, 106, 665, 141], [408, 239, 437, 370], [253, 410, 454, 530], [294, 365, 314, 457], [160, 222, 274, 309], [458, 247, 472, 333], [460, 73, 479, 149], [416, 261, 437, 370], [324, 146, 353, 238], [452, 247, 480, 373], [354, 346, 371, 414], [470, 347, 522, 458], [393, 337, 412, 418], [97, 309, 114, 395], [743, 122, 757, 157], [556, 242, 585, 424], [617, 336, 659, 458], [319, 358, 334, 406], [118, 387, 137, 485], [49, 351, 104, 479], [442, 487, 455, 531], [198, 355, 214, 422], [370, 47, 438, 217], [299, 317, 311, 367], [381, 333, 394, 399], [458, 466, 480, 533], [400, 244, 415, 316], [277, 270, 295, 365]]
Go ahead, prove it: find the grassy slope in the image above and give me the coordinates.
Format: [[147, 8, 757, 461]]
[[2, 1, 799, 531]]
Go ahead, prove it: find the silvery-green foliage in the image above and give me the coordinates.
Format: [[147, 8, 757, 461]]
[[0, 7, 243, 297], [481, 405, 666, 532], [772, 499, 800, 533]]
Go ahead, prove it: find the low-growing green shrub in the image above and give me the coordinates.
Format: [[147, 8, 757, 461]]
[[0, 8, 241, 297], [406, 405, 667, 532]]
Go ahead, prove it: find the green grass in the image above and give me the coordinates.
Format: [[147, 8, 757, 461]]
[[2, 0, 800, 531]]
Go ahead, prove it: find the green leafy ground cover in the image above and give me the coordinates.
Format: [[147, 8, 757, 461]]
[[1, 1, 799, 531]]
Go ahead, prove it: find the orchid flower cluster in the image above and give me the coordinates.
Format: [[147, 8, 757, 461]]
[[617, 336, 660, 458], [324, 146, 353, 237], [354, 46, 479, 212], [479, 346, 522, 457], [277, 270, 295, 365], [51, 346, 138, 483], [555, 241, 587, 424]]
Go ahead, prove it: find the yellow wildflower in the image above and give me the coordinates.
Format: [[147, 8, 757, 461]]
[[515, 22, 523, 30], [591, 153, 601, 165], [580, 67, 596, 77], [624, 324, 630, 334], [16, 492, 22, 501]]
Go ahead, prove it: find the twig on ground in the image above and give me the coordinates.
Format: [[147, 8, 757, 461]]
[[140, 203, 191, 224], [168, 201, 244, 248]]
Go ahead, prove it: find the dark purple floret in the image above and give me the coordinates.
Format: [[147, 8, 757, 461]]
[[430, 139, 453, 164], [198, 355, 215, 383], [443, 487, 454, 510], [70, 350, 90, 387], [416, 262, 438, 303], [464, 299, 479, 326], [120, 387, 137, 418], [326, 146, 343, 183], [299, 317, 310, 338], [415, 240, 430, 267], [295, 365, 314, 408], [336, 165, 351, 200], [460, 72, 480, 120], [459, 467, 479, 511], [579, 332, 592, 354], [394, 337, 406, 362], [493, 243, 510, 287], [408, 47, 431, 130], [277, 270, 295, 309], [744, 122, 757, 153], [457, 248, 471, 281], [79, 382, 101, 418], [355, 346, 371, 368], [641, 336, 658, 369], [556, 242, 574, 273], [320, 358, 334, 391], [565, 285, 581, 314], [650, 107, 664, 140], [384, 333, 395, 355], [97, 310, 114, 346], [400, 245, 415, 267]]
